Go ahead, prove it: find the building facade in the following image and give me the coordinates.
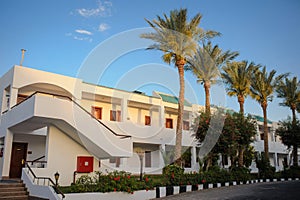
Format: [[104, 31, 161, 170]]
[[0, 66, 292, 186]]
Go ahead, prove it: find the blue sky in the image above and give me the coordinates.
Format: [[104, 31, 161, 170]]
[[1, 0, 300, 122]]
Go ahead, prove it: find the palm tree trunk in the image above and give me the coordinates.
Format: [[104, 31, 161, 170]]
[[204, 81, 211, 115], [237, 95, 245, 167], [291, 107, 296, 125], [238, 147, 244, 167], [261, 102, 269, 161], [238, 95, 245, 115], [174, 59, 185, 166]]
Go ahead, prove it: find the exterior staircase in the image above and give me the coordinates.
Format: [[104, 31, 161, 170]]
[[0, 180, 29, 200]]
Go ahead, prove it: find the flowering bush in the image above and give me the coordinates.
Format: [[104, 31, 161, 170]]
[[63, 170, 153, 194], [162, 165, 184, 186]]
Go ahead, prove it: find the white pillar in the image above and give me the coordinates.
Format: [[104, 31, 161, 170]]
[[160, 105, 165, 127], [9, 87, 18, 109], [191, 146, 197, 171], [274, 153, 278, 171], [159, 144, 166, 168], [122, 99, 128, 122], [1, 129, 13, 178]]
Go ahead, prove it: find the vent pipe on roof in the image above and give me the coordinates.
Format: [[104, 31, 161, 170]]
[[20, 49, 26, 66]]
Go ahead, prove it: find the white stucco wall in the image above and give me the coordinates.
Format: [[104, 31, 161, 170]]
[[14, 133, 46, 163], [33, 125, 99, 186]]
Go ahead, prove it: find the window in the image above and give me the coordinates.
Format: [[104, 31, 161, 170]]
[[166, 118, 173, 129], [145, 116, 151, 126], [260, 133, 264, 140], [183, 120, 189, 130], [109, 157, 120, 167], [17, 94, 28, 104], [109, 158, 116, 163], [91, 106, 102, 120], [110, 110, 121, 121], [145, 151, 151, 167]]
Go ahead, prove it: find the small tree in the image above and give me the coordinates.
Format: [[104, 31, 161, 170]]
[[276, 117, 300, 167], [192, 111, 256, 169]]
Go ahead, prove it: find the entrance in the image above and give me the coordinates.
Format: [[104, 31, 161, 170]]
[[9, 142, 28, 178]]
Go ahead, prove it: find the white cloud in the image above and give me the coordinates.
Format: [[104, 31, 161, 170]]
[[77, 1, 112, 17], [73, 36, 93, 42], [75, 29, 93, 35], [98, 23, 110, 32]]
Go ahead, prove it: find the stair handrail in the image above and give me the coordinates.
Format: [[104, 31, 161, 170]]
[[25, 162, 65, 199], [10, 91, 131, 139], [27, 155, 46, 166]]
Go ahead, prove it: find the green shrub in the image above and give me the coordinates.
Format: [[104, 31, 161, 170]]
[[202, 166, 231, 183], [230, 166, 251, 181], [162, 165, 184, 186], [255, 153, 275, 179], [282, 166, 300, 178]]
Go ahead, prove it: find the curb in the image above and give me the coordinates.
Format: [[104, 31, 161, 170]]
[[155, 177, 299, 198]]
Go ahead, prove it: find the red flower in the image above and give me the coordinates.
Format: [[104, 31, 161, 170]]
[[171, 172, 175, 179], [113, 176, 120, 181], [201, 179, 206, 183], [127, 175, 131, 179], [145, 177, 149, 182]]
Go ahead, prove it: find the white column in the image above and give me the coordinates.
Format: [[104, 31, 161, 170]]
[[159, 144, 166, 168], [274, 153, 278, 170], [121, 99, 128, 122], [1, 129, 13, 178], [160, 105, 165, 127], [191, 146, 197, 171], [9, 87, 18, 109]]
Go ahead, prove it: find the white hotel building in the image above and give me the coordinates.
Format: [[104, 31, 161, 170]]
[[0, 65, 291, 186]]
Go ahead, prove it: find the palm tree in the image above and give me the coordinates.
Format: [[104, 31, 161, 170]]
[[189, 42, 239, 115], [276, 76, 300, 166], [221, 61, 259, 166], [140, 9, 219, 165], [250, 66, 286, 160], [276, 77, 300, 124], [222, 61, 259, 115]]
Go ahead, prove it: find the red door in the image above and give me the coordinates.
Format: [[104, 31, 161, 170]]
[[9, 143, 28, 178]]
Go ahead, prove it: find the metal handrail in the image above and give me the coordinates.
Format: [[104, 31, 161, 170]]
[[8, 91, 131, 139], [25, 162, 65, 199], [27, 155, 46, 167]]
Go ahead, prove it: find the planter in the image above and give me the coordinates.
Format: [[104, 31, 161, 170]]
[[203, 183, 208, 189]]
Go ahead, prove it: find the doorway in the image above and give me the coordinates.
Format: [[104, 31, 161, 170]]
[[9, 142, 28, 178]]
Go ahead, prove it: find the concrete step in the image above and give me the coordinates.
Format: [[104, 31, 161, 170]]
[[0, 180, 29, 200], [0, 187, 26, 192], [0, 183, 25, 188], [0, 195, 28, 200], [0, 190, 28, 196]]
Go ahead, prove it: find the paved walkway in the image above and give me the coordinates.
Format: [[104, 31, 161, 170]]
[[155, 180, 300, 200]]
